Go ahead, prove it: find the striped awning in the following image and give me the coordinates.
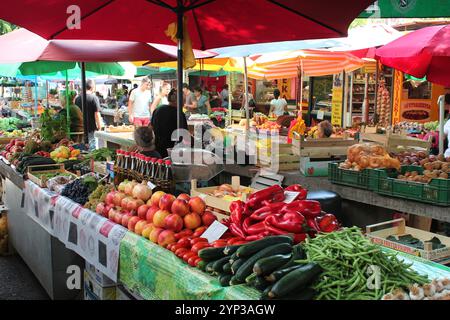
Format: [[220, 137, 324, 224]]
[[248, 49, 365, 79]]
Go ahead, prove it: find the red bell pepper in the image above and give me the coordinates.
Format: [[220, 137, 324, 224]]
[[247, 185, 284, 209], [285, 185, 308, 200], [293, 233, 307, 244], [246, 221, 267, 235], [265, 213, 305, 233], [250, 202, 285, 221], [285, 184, 304, 192], [245, 234, 266, 241], [315, 213, 339, 233], [229, 223, 246, 238], [306, 218, 320, 232], [264, 223, 291, 235], [289, 200, 322, 219]]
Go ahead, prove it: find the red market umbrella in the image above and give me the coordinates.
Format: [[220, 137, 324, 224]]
[[0, 0, 374, 129], [375, 25, 450, 87]]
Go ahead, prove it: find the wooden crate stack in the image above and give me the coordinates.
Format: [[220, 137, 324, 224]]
[[256, 136, 299, 171]]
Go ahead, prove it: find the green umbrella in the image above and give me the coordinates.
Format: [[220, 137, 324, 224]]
[[136, 66, 175, 77]]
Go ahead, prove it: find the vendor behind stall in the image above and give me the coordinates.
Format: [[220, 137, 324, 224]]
[[192, 86, 211, 115], [269, 88, 288, 117], [317, 120, 333, 138], [128, 126, 161, 158]]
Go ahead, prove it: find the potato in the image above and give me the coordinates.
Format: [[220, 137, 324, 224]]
[[411, 171, 419, 177], [439, 172, 449, 179], [419, 158, 430, 166], [437, 154, 445, 162], [432, 161, 442, 170], [424, 162, 434, 171]]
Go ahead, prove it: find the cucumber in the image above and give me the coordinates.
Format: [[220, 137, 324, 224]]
[[237, 235, 293, 258], [234, 243, 292, 283], [212, 256, 231, 273], [231, 258, 246, 274], [198, 247, 226, 261], [197, 260, 207, 271], [279, 244, 305, 269], [260, 284, 273, 300], [219, 274, 232, 287], [245, 272, 257, 284], [223, 244, 244, 256], [254, 276, 271, 291], [265, 264, 303, 283], [229, 252, 238, 265], [205, 261, 216, 274], [229, 275, 244, 286], [268, 263, 322, 299], [253, 253, 292, 276], [223, 262, 232, 274]]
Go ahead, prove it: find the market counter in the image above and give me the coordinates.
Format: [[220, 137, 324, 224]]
[[223, 164, 450, 223], [95, 131, 135, 149], [119, 232, 260, 300]]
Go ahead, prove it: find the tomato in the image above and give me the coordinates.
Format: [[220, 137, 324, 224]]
[[188, 255, 199, 267], [182, 251, 196, 262], [190, 237, 208, 246], [191, 242, 211, 253], [212, 240, 228, 248], [193, 226, 207, 238], [166, 243, 175, 251], [227, 237, 244, 245], [171, 244, 183, 253], [175, 248, 189, 257], [194, 257, 202, 266], [175, 229, 193, 240]]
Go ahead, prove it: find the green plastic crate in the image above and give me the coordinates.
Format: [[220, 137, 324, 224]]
[[369, 165, 450, 206], [328, 162, 371, 190]]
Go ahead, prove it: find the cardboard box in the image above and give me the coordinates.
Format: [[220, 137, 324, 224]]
[[300, 157, 333, 177], [84, 271, 116, 300], [85, 261, 116, 287]]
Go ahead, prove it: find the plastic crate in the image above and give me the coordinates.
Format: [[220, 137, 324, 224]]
[[369, 166, 450, 206], [328, 162, 371, 190]]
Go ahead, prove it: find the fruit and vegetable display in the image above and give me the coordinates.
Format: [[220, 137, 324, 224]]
[[204, 184, 252, 201], [424, 121, 439, 132], [257, 121, 281, 131], [382, 278, 450, 300], [0, 129, 26, 138], [0, 118, 27, 132], [16, 155, 56, 174], [82, 147, 115, 162], [298, 227, 429, 300], [84, 184, 115, 211], [339, 143, 401, 171], [46, 175, 77, 193], [376, 79, 390, 127], [395, 154, 450, 183], [222, 184, 340, 243], [50, 145, 81, 162], [61, 175, 98, 205]]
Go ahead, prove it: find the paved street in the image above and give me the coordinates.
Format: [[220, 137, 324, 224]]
[[0, 254, 49, 300]]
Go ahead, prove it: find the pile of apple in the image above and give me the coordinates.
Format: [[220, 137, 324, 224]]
[[95, 180, 218, 250]]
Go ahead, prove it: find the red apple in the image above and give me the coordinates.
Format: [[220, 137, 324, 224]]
[[183, 212, 202, 230], [137, 204, 150, 219], [188, 197, 206, 215], [150, 191, 166, 207], [113, 192, 127, 207], [146, 205, 159, 223], [134, 220, 148, 235], [105, 191, 116, 205], [158, 230, 176, 247], [121, 214, 132, 228], [120, 196, 133, 210], [127, 216, 141, 232], [149, 227, 164, 243], [177, 193, 191, 202], [202, 212, 217, 226], [108, 207, 120, 221], [171, 199, 190, 217], [114, 213, 124, 225], [103, 204, 114, 218], [142, 223, 154, 239], [164, 214, 184, 233], [95, 202, 105, 215], [127, 199, 144, 212], [153, 210, 170, 228], [159, 194, 176, 211]]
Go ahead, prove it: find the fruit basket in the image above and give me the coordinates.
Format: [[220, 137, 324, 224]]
[[366, 218, 450, 264]]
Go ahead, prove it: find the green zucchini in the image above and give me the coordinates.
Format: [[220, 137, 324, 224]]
[[223, 244, 244, 256], [236, 235, 293, 258], [231, 258, 246, 274], [254, 276, 271, 291], [260, 284, 273, 300], [219, 274, 232, 287], [229, 275, 244, 286], [253, 253, 292, 276], [205, 261, 216, 274], [245, 272, 257, 284], [228, 252, 238, 265], [212, 256, 231, 273], [198, 247, 226, 261], [223, 262, 232, 274], [265, 264, 303, 283], [234, 243, 292, 283], [268, 263, 322, 299], [197, 260, 207, 271], [279, 244, 305, 269]]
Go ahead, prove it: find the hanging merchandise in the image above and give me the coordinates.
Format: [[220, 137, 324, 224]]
[[377, 78, 390, 127]]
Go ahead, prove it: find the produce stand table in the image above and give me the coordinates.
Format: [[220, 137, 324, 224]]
[[94, 131, 135, 149], [223, 164, 450, 223], [119, 232, 260, 300], [0, 162, 84, 300]]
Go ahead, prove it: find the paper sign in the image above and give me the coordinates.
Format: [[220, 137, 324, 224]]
[[147, 181, 157, 190], [283, 191, 300, 204], [317, 110, 325, 120], [201, 220, 228, 243]]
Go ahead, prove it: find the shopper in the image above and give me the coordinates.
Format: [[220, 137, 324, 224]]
[[74, 79, 103, 150], [151, 81, 171, 113], [129, 126, 161, 158], [118, 85, 129, 107], [317, 120, 333, 138], [183, 83, 195, 111], [192, 86, 211, 115], [220, 84, 229, 108], [151, 89, 188, 158], [128, 83, 138, 97], [241, 86, 255, 109], [128, 77, 152, 127], [269, 88, 288, 117], [58, 90, 84, 134], [209, 85, 221, 109]]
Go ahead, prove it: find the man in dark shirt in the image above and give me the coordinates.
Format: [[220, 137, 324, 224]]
[[151, 89, 188, 158], [75, 79, 103, 150]]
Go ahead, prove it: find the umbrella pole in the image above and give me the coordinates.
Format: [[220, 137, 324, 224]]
[[81, 62, 89, 145], [439, 95, 445, 155], [34, 75, 38, 116], [243, 57, 249, 131], [176, 5, 184, 133], [228, 73, 232, 125], [66, 70, 70, 136]]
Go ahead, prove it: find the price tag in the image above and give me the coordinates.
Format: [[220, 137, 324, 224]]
[[147, 181, 157, 190], [201, 220, 228, 243], [283, 191, 300, 204], [317, 110, 325, 120]]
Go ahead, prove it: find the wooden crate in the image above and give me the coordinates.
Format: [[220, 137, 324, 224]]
[[256, 136, 299, 171], [360, 132, 431, 154], [27, 164, 77, 188], [292, 135, 357, 158], [366, 218, 450, 264], [190, 176, 254, 214]]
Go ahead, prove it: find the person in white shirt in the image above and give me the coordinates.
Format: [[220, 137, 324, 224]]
[[128, 77, 152, 126], [444, 94, 450, 158], [220, 84, 229, 108], [269, 89, 288, 117], [151, 81, 171, 113]]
